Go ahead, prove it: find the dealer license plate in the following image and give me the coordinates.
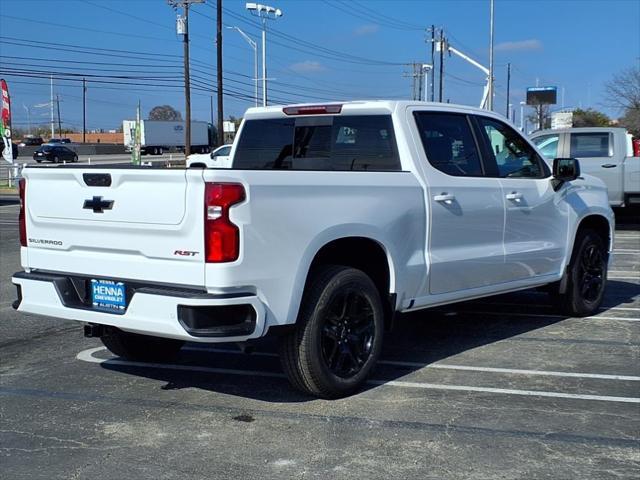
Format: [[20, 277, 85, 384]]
[[90, 279, 126, 313]]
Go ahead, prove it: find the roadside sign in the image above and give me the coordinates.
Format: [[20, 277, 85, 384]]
[[551, 111, 573, 129], [1, 79, 13, 164], [526, 86, 557, 105]]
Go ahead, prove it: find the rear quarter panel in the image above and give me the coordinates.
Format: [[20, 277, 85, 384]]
[[202, 169, 426, 328]]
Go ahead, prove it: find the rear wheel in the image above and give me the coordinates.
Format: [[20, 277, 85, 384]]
[[279, 265, 384, 398], [73, 155, 78, 162], [158, 147, 163, 155], [53, 155, 60, 163], [550, 229, 608, 316], [100, 328, 184, 362]]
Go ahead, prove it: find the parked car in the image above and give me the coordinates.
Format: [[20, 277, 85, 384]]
[[18, 136, 44, 147], [531, 127, 640, 207], [47, 138, 72, 144], [13, 101, 614, 398], [187, 144, 233, 168], [32, 145, 78, 163]]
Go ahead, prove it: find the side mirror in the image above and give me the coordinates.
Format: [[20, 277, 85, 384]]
[[210, 152, 216, 159], [553, 157, 580, 182]]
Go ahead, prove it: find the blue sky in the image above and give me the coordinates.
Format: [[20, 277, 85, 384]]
[[1, 0, 638, 132]]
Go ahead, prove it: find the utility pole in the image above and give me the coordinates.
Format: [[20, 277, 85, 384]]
[[50, 75, 54, 139], [56, 95, 62, 137], [216, 0, 223, 147], [438, 30, 444, 102], [168, 0, 204, 157], [430, 25, 435, 101], [82, 78, 86, 143], [488, 0, 495, 111], [505, 63, 511, 119]]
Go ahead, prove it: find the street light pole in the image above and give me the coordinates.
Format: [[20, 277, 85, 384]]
[[246, 3, 283, 107], [227, 26, 258, 107], [520, 101, 526, 131], [488, 0, 495, 111], [23, 104, 31, 135]]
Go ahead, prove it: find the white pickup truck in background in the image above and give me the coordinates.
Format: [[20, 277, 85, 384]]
[[531, 127, 640, 207], [13, 101, 614, 398]]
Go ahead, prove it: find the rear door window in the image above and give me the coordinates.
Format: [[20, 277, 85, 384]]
[[570, 132, 611, 157], [413, 111, 484, 177], [233, 115, 400, 171]]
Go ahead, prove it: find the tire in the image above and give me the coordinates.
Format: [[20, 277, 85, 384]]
[[36, 160, 41, 163], [100, 328, 184, 362], [279, 265, 384, 399], [158, 147, 163, 155], [53, 156, 60, 163], [73, 155, 78, 162], [551, 229, 608, 316]]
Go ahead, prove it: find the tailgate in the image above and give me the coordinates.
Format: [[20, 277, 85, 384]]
[[22, 167, 206, 287]]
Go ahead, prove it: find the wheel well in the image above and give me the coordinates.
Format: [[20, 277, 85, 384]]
[[307, 237, 395, 328], [576, 215, 611, 251]]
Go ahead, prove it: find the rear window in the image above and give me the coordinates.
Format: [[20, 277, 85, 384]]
[[233, 115, 401, 171], [570, 132, 611, 157]]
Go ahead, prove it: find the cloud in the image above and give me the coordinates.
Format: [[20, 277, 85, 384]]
[[353, 24, 379, 36], [494, 39, 543, 52], [289, 60, 326, 73]]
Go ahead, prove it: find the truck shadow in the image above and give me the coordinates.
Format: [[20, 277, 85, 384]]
[[99, 280, 639, 402]]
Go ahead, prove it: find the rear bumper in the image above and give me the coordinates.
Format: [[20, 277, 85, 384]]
[[11, 271, 267, 343]]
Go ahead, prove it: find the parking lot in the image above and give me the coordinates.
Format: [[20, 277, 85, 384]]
[[1, 201, 638, 479]]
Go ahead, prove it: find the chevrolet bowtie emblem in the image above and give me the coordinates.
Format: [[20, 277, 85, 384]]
[[83, 196, 114, 213]]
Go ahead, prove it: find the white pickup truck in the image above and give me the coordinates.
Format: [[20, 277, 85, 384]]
[[12, 101, 614, 398], [531, 127, 640, 207]]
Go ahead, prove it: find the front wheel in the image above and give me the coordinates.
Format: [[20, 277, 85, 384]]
[[279, 265, 384, 399], [53, 156, 60, 163], [550, 229, 608, 316], [100, 328, 184, 362]]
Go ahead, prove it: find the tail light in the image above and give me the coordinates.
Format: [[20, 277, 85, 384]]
[[204, 182, 245, 263], [18, 178, 26, 247], [633, 138, 640, 157]]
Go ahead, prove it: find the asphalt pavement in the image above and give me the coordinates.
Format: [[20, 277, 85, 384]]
[[0, 205, 638, 479]]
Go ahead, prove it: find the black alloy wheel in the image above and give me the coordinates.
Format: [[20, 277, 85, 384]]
[[321, 289, 375, 379], [279, 265, 384, 398], [551, 229, 608, 316], [578, 242, 606, 302]]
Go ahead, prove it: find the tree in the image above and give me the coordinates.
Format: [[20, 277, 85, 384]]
[[620, 108, 640, 137], [148, 105, 182, 121], [605, 66, 640, 136], [526, 104, 551, 132], [572, 108, 611, 128]]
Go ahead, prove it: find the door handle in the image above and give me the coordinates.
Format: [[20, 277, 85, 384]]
[[601, 164, 617, 168], [505, 192, 523, 202], [433, 193, 455, 204]]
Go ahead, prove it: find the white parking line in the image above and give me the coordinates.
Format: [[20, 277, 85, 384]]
[[76, 347, 640, 404], [476, 302, 640, 313], [615, 249, 640, 254], [461, 311, 640, 322], [181, 347, 640, 381], [367, 380, 640, 403]]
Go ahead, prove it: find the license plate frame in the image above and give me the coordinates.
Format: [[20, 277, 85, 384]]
[[90, 279, 126, 313]]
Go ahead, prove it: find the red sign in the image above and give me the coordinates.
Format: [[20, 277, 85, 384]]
[[1, 79, 10, 130]]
